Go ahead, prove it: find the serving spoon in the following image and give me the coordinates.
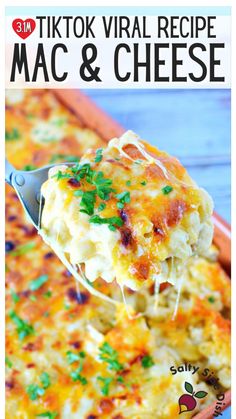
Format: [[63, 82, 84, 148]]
[[5, 159, 120, 305], [5, 159, 73, 229]]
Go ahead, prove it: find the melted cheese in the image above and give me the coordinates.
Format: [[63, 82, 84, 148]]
[[109, 131, 169, 178], [39, 229, 119, 306], [41, 130, 214, 291]]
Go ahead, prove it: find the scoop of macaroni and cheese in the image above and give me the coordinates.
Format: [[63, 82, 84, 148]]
[[41, 131, 214, 290]]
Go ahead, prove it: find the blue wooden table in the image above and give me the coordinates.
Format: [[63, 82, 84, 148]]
[[85, 89, 231, 224], [85, 89, 231, 419]]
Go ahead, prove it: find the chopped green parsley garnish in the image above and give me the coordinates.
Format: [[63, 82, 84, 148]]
[[10, 289, 20, 303], [116, 191, 130, 203], [162, 185, 173, 195], [92, 171, 115, 200], [27, 384, 45, 401], [89, 215, 124, 231], [140, 181, 147, 186], [5, 128, 21, 141], [43, 290, 52, 298], [36, 412, 58, 419], [27, 373, 51, 401], [40, 372, 51, 389], [141, 354, 155, 369], [99, 342, 124, 372], [94, 148, 103, 163], [22, 164, 37, 171], [98, 203, 106, 212], [116, 202, 124, 210], [71, 163, 91, 180], [66, 350, 85, 364], [54, 163, 131, 230], [70, 370, 88, 385], [30, 275, 48, 291], [134, 159, 143, 165], [79, 190, 97, 216], [116, 191, 130, 209], [73, 168, 115, 216], [126, 180, 131, 186], [97, 376, 113, 396], [10, 241, 36, 256], [30, 295, 37, 302], [5, 356, 13, 368], [53, 171, 72, 181], [9, 310, 34, 340], [208, 296, 215, 303], [69, 351, 87, 384]]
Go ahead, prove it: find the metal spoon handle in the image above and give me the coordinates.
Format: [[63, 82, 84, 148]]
[[5, 158, 41, 228], [5, 159, 17, 185], [5, 159, 73, 228], [5, 159, 55, 228]]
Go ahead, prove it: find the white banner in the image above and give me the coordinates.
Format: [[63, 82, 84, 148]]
[[5, 11, 231, 88]]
